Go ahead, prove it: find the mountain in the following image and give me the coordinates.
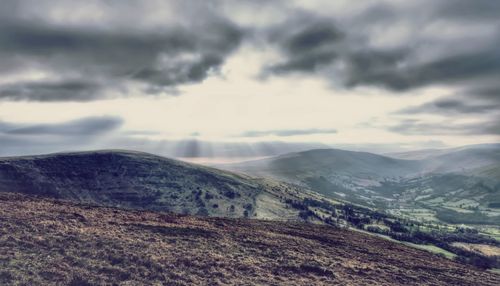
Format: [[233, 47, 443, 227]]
[[387, 144, 500, 177], [1, 192, 498, 286], [222, 145, 500, 225], [422, 144, 500, 177], [0, 150, 301, 219], [235, 148, 421, 178]]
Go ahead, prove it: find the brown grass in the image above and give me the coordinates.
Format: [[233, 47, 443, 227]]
[[0, 193, 499, 285]]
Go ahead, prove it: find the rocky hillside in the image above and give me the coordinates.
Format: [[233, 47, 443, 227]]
[[1, 192, 498, 286]]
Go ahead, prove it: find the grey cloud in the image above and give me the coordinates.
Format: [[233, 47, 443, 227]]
[[0, 80, 103, 102], [281, 22, 344, 54], [262, 1, 500, 93], [266, 22, 500, 91], [1, 116, 123, 136], [396, 79, 500, 116], [0, 1, 244, 101], [258, 1, 500, 139], [397, 97, 500, 115], [263, 18, 343, 75], [464, 84, 500, 100], [359, 49, 500, 91], [240, 128, 337, 137], [266, 50, 338, 75], [437, 0, 500, 21], [0, 116, 124, 156]]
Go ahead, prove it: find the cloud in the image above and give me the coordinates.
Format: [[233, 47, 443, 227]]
[[396, 97, 500, 115], [348, 49, 500, 91], [0, 116, 123, 137], [0, 115, 124, 155], [261, 1, 500, 93], [240, 128, 337, 137], [0, 80, 103, 102], [254, 1, 500, 139], [2, 0, 498, 104], [3, 116, 123, 136], [436, 0, 500, 21], [261, 16, 342, 76], [0, 0, 244, 101], [387, 119, 500, 136]]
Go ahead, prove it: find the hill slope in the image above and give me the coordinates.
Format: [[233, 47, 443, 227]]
[[0, 150, 272, 218], [1, 192, 498, 286]]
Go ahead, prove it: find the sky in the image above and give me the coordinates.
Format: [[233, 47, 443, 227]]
[[0, 0, 499, 160]]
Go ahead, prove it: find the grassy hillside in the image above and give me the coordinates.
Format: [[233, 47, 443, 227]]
[[1, 193, 498, 286], [0, 150, 269, 218]]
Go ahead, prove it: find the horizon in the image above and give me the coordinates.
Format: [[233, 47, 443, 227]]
[[0, 0, 499, 159], [1, 142, 499, 166]]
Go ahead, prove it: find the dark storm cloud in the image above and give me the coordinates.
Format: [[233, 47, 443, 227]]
[[240, 128, 337, 137], [0, 116, 123, 136], [0, 0, 244, 101]]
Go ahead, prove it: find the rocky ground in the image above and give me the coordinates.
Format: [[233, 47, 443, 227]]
[[0, 193, 498, 285]]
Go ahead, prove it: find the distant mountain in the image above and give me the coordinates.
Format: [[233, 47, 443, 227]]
[[422, 144, 500, 177], [222, 144, 500, 225], [387, 144, 500, 175], [223, 148, 423, 184], [0, 150, 305, 219]]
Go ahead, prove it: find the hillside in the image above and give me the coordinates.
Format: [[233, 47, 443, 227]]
[[0, 150, 290, 219], [0, 150, 351, 222], [1, 192, 498, 286]]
